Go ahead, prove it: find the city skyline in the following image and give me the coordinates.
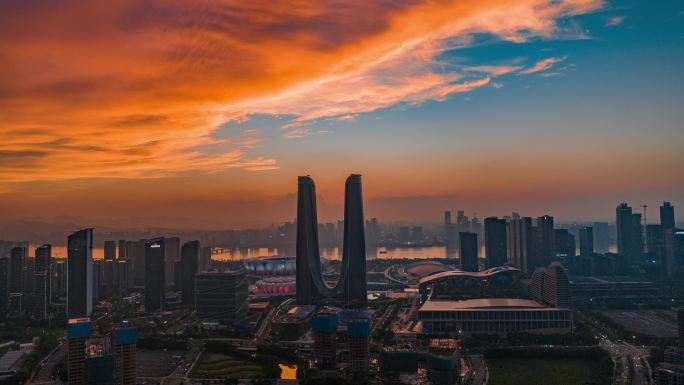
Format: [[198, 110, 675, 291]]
[[1, 0, 682, 228]]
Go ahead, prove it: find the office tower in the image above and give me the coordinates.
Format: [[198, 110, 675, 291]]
[[512, 212, 521, 220], [104, 240, 116, 261], [536, 215, 554, 266], [180, 240, 199, 309], [647, 224, 667, 266], [508, 217, 535, 274], [0, 258, 8, 311], [83, 336, 114, 385], [459, 232, 478, 272], [9, 246, 25, 312], [144, 238, 165, 312], [661, 202, 675, 230], [113, 327, 138, 385], [553, 229, 575, 259], [340, 174, 368, 307], [347, 319, 370, 372], [164, 237, 180, 288], [117, 240, 126, 260], [93, 260, 102, 301], [53, 261, 67, 299], [665, 229, 684, 279], [296, 175, 327, 305], [411, 226, 423, 243], [579, 226, 594, 256], [542, 262, 571, 308], [592, 222, 610, 253], [68, 229, 94, 318], [296, 174, 367, 306], [68, 318, 94, 385], [174, 261, 183, 292], [484, 217, 507, 268], [126, 240, 146, 287], [199, 246, 212, 272], [116, 260, 128, 297], [398, 227, 410, 244], [103, 240, 116, 297], [312, 311, 339, 370], [444, 211, 452, 236], [34, 244, 51, 320], [195, 268, 248, 324], [365, 218, 379, 247], [616, 203, 644, 265]]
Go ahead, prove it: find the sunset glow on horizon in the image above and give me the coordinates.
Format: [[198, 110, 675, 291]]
[[1, 0, 682, 227]]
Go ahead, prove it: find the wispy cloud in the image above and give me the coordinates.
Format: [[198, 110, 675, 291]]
[[520, 56, 568, 74], [0, 0, 603, 183], [607, 16, 625, 26]]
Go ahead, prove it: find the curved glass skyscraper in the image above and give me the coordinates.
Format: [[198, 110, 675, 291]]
[[296, 174, 368, 308]]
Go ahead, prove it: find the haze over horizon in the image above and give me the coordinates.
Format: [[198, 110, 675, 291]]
[[1, 0, 682, 228]]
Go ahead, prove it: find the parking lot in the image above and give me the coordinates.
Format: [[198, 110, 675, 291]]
[[600, 310, 678, 338]]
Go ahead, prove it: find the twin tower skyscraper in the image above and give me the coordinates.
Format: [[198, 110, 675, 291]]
[[296, 174, 367, 308]]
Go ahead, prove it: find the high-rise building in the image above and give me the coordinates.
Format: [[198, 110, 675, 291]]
[[9, 246, 26, 312], [34, 244, 51, 320], [126, 240, 146, 287], [113, 327, 138, 385], [144, 238, 165, 312], [553, 229, 575, 259], [592, 222, 610, 253], [68, 229, 94, 318], [665, 229, 684, 280], [661, 202, 675, 230], [104, 240, 116, 261], [508, 217, 535, 274], [199, 246, 212, 272], [164, 237, 180, 288], [646, 224, 667, 267], [459, 232, 478, 272], [117, 240, 126, 260], [398, 227, 410, 244], [83, 336, 114, 385], [542, 262, 571, 308], [195, 268, 248, 324], [68, 318, 94, 385], [103, 240, 117, 297], [53, 261, 67, 299], [536, 215, 555, 266], [312, 311, 338, 370], [411, 226, 423, 243], [296, 174, 368, 307], [116, 260, 129, 297], [484, 217, 507, 268], [444, 211, 452, 237], [530, 267, 546, 303], [616, 203, 644, 265], [0, 258, 8, 311], [579, 226, 593, 256], [340, 174, 368, 307], [347, 319, 370, 372], [180, 240, 199, 309]]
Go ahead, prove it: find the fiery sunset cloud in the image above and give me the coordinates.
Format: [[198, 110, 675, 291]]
[[1, 0, 603, 183]]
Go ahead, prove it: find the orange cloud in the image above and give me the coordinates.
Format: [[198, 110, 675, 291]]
[[520, 56, 568, 74], [0, 0, 602, 183]]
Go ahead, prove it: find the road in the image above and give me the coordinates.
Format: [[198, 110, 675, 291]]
[[161, 339, 205, 385], [600, 337, 649, 385], [468, 354, 487, 385], [29, 339, 67, 385]]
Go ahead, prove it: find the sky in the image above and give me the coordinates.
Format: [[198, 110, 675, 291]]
[[0, 0, 683, 228]]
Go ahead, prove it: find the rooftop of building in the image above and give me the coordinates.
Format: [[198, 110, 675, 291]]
[[568, 276, 656, 284], [419, 298, 550, 311], [418, 265, 522, 285]]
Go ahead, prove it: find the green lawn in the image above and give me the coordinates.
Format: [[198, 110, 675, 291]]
[[189, 352, 267, 379], [488, 358, 611, 385]]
